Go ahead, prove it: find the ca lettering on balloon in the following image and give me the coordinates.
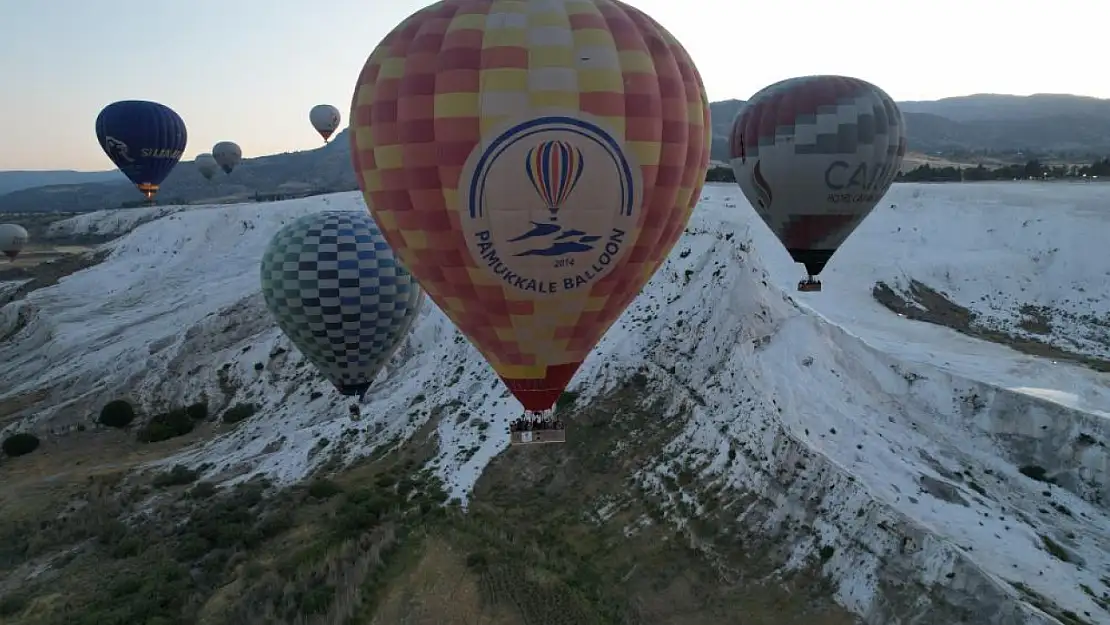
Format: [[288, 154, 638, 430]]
[[823, 160, 893, 203], [460, 114, 643, 297]]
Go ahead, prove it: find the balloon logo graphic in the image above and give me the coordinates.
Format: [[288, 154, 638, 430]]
[[350, 0, 710, 414], [751, 161, 773, 209], [460, 115, 641, 297], [525, 140, 585, 221]]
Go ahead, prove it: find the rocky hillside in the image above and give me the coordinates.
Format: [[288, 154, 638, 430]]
[[0, 134, 358, 215], [0, 170, 122, 195], [5, 93, 1110, 215], [0, 184, 1107, 624]]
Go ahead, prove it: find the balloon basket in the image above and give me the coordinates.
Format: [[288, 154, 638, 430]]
[[510, 429, 566, 445], [797, 278, 822, 292], [509, 416, 566, 445]]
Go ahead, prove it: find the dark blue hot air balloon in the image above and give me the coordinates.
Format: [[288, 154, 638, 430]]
[[95, 100, 188, 202]]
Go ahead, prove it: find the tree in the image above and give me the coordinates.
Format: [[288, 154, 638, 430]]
[[99, 399, 136, 428], [2, 432, 40, 457], [704, 166, 736, 183], [1023, 160, 1046, 179]]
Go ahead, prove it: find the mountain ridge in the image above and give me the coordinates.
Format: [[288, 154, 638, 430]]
[[3, 92, 1110, 214]]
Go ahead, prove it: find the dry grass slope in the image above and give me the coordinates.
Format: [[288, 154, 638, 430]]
[[0, 378, 859, 625]]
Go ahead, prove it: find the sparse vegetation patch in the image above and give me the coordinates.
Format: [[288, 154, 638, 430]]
[[221, 402, 257, 424], [1, 433, 39, 458], [136, 409, 194, 443], [98, 399, 135, 429]]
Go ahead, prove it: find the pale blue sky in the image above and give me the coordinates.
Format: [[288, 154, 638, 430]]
[[2, 0, 1104, 171]]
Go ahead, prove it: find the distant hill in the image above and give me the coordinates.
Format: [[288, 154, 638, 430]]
[[0, 169, 123, 195], [4, 93, 1110, 214], [708, 94, 1110, 161], [897, 93, 1110, 121], [0, 133, 359, 214]]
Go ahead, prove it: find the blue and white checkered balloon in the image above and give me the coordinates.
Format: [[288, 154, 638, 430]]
[[260, 210, 423, 397]]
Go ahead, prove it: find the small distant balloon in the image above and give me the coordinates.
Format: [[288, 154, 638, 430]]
[[309, 104, 342, 143], [195, 153, 218, 180], [95, 100, 187, 201], [260, 210, 423, 398], [212, 141, 242, 174], [728, 75, 907, 289], [0, 223, 29, 261]]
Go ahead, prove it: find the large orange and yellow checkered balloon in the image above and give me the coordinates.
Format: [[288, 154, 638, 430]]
[[350, 0, 710, 413]]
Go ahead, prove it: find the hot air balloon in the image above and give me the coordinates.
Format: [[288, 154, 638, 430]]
[[728, 75, 907, 292], [95, 100, 187, 202], [0, 224, 29, 261], [309, 104, 342, 143], [350, 0, 710, 444], [260, 210, 423, 401], [212, 141, 242, 174], [196, 153, 219, 180]]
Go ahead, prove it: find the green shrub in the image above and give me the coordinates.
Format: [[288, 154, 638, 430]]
[[189, 481, 217, 499], [307, 478, 342, 500], [1019, 465, 1054, 483], [152, 465, 199, 488], [185, 402, 209, 420], [222, 403, 257, 424], [1, 432, 40, 457], [465, 551, 488, 571], [556, 390, 580, 411], [136, 409, 194, 443], [0, 593, 28, 617], [99, 399, 136, 428]]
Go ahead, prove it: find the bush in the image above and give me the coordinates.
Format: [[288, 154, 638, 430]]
[[152, 465, 199, 488], [185, 402, 209, 420], [99, 399, 136, 428], [556, 391, 580, 411], [307, 478, 342, 500], [1, 432, 40, 457], [189, 481, 217, 499], [0, 593, 28, 617], [136, 409, 194, 443], [222, 403, 257, 424], [465, 551, 488, 571]]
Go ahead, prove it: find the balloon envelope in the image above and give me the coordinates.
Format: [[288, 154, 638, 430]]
[[309, 104, 342, 142], [260, 210, 423, 397], [728, 75, 907, 276], [196, 153, 219, 180], [0, 224, 29, 260], [350, 0, 710, 412], [212, 141, 242, 174], [95, 100, 187, 201]]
